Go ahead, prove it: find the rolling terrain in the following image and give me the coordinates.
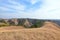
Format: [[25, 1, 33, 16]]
[[0, 21, 60, 40]]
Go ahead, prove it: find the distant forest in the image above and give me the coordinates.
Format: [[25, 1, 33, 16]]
[[0, 18, 60, 28]]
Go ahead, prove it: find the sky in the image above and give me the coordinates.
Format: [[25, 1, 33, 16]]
[[0, 0, 60, 19]]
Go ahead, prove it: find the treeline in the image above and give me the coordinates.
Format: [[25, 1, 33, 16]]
[[0, 19, 46, 28]]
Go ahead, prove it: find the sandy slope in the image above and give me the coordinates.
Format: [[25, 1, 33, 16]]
[[0, 22, 60, 40]]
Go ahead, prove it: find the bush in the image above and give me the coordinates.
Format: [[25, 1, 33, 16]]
[[30, 20, 45, 28], [0, 23, 9, 27], [0, 20, 6, 23]]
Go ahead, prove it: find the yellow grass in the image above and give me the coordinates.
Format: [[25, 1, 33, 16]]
[[0, 21, 60, 40]]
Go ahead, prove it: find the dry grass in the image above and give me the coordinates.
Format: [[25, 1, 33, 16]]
[[42, 21, 60, 31], [0, 26, 24, 30], [0, 22, 60, 40]]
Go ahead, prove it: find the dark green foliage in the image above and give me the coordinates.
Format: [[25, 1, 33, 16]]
[[0, 20, 6, 23], [8, 20, 15, 26], [30, 20, 45, 28], [0, 19, 9, 27], [0, 19, 45, 28], [17, 19, 25, 26], [0, 23, 9, 27]]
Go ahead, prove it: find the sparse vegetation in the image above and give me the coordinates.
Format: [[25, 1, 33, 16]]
[[0, 22, 60, 40], [0, 23, 9, 27], [0, 19, 60, 40]]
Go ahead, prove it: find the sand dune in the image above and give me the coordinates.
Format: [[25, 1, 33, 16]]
[[0, 21, 60, 40]]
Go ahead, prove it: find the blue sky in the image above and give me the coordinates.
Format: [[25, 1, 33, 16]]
[[0, 0, 60, 19]]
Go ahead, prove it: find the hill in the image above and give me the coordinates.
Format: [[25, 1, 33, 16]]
[[0, 18, 45, 28], [0, 22, 60, 40]]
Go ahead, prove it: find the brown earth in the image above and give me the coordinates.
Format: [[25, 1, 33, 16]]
[[0, 21, 60, 40]]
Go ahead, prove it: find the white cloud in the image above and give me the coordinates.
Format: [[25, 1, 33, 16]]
[[0, 6, 12, 11], [30, 0, 41, 4], [29, 0, 60, 19], [6, 4, 25, 11], [7, 0, 25, 11], [30, 0, 38, 4], [0, 0, 60, 19], [0, 0, 25, 13]]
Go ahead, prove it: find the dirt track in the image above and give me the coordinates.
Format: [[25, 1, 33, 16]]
[[0, 22, 60, 40]]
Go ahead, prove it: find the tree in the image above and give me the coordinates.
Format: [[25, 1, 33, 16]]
[[30, 20, 45, 28]]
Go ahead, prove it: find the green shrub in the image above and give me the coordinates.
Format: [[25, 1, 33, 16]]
[[0, 23, 9, 27], [30, 20, 45, 28]]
